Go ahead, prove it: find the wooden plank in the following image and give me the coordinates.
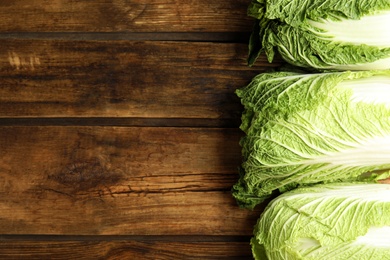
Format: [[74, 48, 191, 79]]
[[0, 39, 280, 119], [0, 126, 262, 235], [0, 0, 253, 33], [0, 239, 252, 259]]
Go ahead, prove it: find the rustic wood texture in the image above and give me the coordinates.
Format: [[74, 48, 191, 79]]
[[0, 0, 253, 33], [0, 0, 277, 257], [0, 39, 280, 120], [0, 239, 252, 259], [0, 126, 262, 235]]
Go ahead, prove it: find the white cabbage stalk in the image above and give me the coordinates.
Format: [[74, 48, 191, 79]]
[[252, 183, 390, 260], [307, 11, 390, 47]]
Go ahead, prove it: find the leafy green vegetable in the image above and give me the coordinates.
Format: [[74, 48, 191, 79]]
[[233, 70, 390, 209], [248, 0, 390, 70], [252, 183, 390, 260]]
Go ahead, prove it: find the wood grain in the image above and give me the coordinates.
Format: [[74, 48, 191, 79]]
[[0, 126, 262, 235], [0, 0, 253, 33], [0, 239, 252, 259], [0, 0, 274, 258], [0, 39, 279, 120]]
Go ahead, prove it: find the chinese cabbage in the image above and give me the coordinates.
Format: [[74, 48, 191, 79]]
[[233, 70, 390, 209], [248, 0, 390, 70], [252, 183, 390, 260]]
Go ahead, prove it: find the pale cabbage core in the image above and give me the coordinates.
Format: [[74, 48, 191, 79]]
[[338, 75, 390, 104], [296, 238, 321, 253], [295, 227, 390, 255], [308, 11, 390, 47], [354, 226, 390, 247], [285, 184, 390, 203], [302, 136, 390, 167]]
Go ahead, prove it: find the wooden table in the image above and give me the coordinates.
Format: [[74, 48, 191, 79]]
[[0, 1, 281, 258]]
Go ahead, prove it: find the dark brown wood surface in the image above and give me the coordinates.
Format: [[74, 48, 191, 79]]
[[0, 126, 263, 235], [0, 39, 279, 120], [0, 0, 278, 258], [0, 238, 253, 259], [0, 0, 252, 32]]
